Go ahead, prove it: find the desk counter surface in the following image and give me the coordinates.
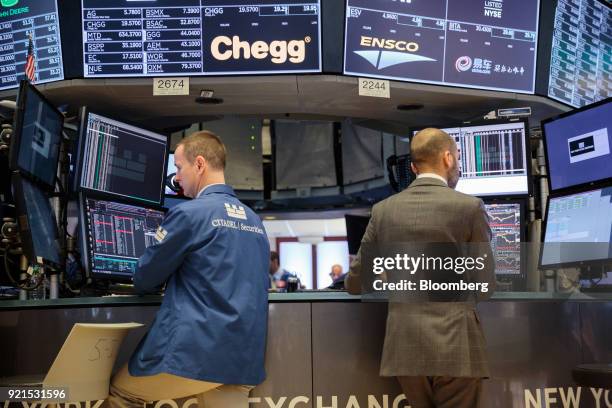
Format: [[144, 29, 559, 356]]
[[1, 290, 611, 408], [0, 290, 611, 310]]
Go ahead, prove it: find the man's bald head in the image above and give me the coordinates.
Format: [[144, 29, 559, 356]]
[[410, 128, 456, 168], [410, 128, 461, 189]]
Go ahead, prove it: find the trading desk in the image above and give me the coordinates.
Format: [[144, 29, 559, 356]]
[[1, 292, 611, 408]]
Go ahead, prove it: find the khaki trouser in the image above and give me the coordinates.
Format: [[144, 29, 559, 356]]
[[397, 376, 482, 408], [107, 365, 252, 408]]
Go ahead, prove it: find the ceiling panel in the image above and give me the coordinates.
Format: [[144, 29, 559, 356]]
[[0, 75, 570, 133]]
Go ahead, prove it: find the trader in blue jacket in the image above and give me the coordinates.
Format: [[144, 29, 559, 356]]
[[109, 131, 270, 408]]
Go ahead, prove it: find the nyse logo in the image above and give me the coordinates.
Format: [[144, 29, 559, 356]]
[[225, 203, 247, 220], [353, 36, 435, 70], [211, 35, 309, 64]]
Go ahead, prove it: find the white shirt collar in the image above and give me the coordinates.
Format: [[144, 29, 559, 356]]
[[196, 183, 225, 198], [416, 173, 448, 186]]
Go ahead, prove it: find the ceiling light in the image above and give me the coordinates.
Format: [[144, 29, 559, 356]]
[[195, 89, 223, 104]]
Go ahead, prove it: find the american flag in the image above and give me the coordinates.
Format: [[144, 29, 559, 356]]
[[24, 35, 35, 83]]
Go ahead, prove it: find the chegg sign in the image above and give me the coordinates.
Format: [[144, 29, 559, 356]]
[[210, 35, 310, 64]]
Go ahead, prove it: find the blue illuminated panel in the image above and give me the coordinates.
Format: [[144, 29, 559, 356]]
[[344, 0, 539, 93], [548, 0, 611, 108], [82, 0, 321, 77], [0, 0, 63, 90]]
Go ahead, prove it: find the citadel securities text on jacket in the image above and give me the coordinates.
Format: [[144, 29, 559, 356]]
[[128, 184, 270, 385]]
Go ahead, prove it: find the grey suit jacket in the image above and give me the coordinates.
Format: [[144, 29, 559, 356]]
[[345, 177, 495, 378]]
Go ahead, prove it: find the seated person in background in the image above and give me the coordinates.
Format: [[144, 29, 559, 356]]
[[269, 251, 302, 291], [328, 264, 347, 290]]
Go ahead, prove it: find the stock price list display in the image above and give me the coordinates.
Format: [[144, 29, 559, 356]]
[[344, 0, 539, 93], [82, 0, 321, 77], [548, 0, 611, 108], [0, 0, 63, 90]]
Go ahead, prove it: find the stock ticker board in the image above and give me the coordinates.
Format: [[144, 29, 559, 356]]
[[344, 0, 539, 93], [81, 0, 321, 77], [0, 0, 64, 90], [548, 0, 611, 108]]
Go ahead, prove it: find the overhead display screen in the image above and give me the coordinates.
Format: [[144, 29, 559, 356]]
[[344, 0, 540, 93], [548, 0, 611, 108], [81, 0, 321, 77], [0, 0, 64, 90]]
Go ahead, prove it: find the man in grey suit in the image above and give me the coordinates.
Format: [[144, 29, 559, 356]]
[[345, 128, 495, 408]]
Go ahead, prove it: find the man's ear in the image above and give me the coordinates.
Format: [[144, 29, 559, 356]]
[[410, 162, 418, 175], [195, 156, 207, 174], [442, 151, 452, 168]]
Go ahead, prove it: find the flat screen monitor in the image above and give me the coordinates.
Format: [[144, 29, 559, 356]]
[[9, 81, 64, 189], [345, 214, 370, 255], [81, 0, 321, 77], [547, 0, 611, 108], [0, 0, 64, 90], [76, 109, 169, 206], [12, 173, 62, 268], [413, 120, 530, 197], [344, 0, 539, 93], [79, 194, 166, 282], [541, 186, 612, 268], [542, 98, 612, 192], [484, 201, 523, 276]]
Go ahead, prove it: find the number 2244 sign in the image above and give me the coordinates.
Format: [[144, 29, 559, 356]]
[[358, 78, 390, 98]]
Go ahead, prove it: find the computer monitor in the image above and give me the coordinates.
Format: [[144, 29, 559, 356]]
[[542, 98, 612, 192], [345, 214, 371, 255], [79, 194, 166, 282], [540, 187, 612, 268], [413, 120, 531, 197], [11, 173, 62, 268], [75, 109, 169, 205], [484, 200, 524, 278], [9, 81, 64, 189]]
